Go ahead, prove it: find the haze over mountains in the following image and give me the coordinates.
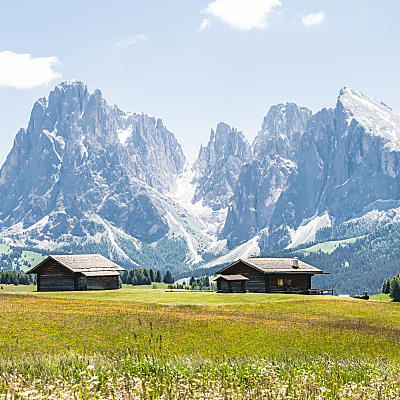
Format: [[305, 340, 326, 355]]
[[1, 81, 400, 291]]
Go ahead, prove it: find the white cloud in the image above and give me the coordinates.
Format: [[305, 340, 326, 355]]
[[116, 34, 148, 47], [301, 11, 325, 27], [204, 0, 281, 31], [0, 50, 61, 90], [199, 18, 211, 31]]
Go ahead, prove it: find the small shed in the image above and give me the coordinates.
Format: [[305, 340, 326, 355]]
[[216, 257, 326, 294], [27, 254, 125, 292], [215, 274, 249, 293]]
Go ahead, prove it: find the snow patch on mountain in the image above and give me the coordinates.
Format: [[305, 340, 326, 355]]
[[201, 235, 260, 270], [169, 165, 227, 239], [287, 212, 332, 248], [116, 128, 132, 145], [339, 87, 400, 151], [164, 210, 203, 263], [95, 216, 132, 261]]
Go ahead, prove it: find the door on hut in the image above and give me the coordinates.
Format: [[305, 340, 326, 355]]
[[77, 275, 87, 290]]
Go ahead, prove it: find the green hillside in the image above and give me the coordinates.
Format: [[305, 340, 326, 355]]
[[295, 236, 364, 256], [273, 222, 400, 295], [0, 242, 44, 272]]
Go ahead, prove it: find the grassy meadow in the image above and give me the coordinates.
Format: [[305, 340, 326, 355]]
[[295, 236, 364, 256], [1, 286, 400, 398]]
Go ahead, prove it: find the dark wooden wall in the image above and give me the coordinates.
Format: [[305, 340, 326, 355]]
[[220, 262, 314, 293], [216, 279, 246, 293], [221, 262, 266, 293], [267, 274, 311, 292], [35, 261, 120, 291], [37, 262, 75, 291], [217, 280, 230, 292], [86, 276, 119, 290]]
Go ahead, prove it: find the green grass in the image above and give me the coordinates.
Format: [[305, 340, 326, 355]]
[[1, 290, 400, 359], [1, 288, 400, 398], [296, 236, 364, 256], [1, 284, 338, 305], [2, 353, 400, 399], [0, 284, 37, 292], [370, 293, 392, 302]]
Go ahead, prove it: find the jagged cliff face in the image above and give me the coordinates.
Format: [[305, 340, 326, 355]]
[[0, 81, 186, 249], [1, 82, 400, 273], [225, 88, 400, 252], [222, 104, 312, 247], [191, 122, 251, 210]]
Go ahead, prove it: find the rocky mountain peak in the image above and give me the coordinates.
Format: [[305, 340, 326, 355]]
[[253, 103, 312, 160], [3, 83, 400, 289], [191, 122, 251, 210], [336, 87, 400, 151], [0, 81, 186, 248], [47, 80, 90, 119]]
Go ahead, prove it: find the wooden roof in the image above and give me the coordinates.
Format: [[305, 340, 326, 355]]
[[81, 270, 120, 277], [216, 258, 325, 275], [27, 254, 125, 276], [215, 274, 249, 281]]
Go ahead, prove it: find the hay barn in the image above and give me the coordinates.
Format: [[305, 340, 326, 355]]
[[216, 257, 327, 294], [27, 254, 125, 292]]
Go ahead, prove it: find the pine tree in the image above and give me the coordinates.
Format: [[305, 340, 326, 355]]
[[143, 269, 150, 280], [189, 276, 195, 286], [382, 279, 388, 294], [386, 279, 392, 294], [163, 270, 174, 284], [390, 277, 400, 302], [155, 270, 162, 283], [149, 269, 155, 282]]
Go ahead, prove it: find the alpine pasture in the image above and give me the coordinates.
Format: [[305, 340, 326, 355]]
[[1, 286, 400, 399]]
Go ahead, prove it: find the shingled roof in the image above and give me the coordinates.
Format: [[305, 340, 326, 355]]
[[215, 274, 249, 281], [217, 258, 325, 275], [27, 254, 125, 276]]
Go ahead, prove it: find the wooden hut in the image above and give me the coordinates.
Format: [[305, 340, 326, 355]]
[[215, 274, 249, 293], [27, 254, 125, 292], [216, 257, 326, 294]]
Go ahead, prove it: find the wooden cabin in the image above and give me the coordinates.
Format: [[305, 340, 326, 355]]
[[215, 257, 326, 294], [27, 254, 125, 292], [215, 274, 249, 293]]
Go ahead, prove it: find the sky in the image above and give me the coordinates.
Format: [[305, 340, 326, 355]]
[[0, 0, 399, 164]]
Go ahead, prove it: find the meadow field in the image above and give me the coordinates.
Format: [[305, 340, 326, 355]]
[[294, 236, 364, 256], [1, 286, 400, 398]]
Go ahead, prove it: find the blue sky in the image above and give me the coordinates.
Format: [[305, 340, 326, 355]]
[[0, 0, 399, 164]]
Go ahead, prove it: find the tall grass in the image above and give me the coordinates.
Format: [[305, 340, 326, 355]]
[[1, 293, 400, 398], [1, 352, 399, 399]]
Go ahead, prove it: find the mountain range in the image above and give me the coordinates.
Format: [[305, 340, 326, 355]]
[[2, 80, 400, 293]]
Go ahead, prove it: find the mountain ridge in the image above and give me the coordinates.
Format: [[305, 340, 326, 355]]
[[1, 81, 400, 293]]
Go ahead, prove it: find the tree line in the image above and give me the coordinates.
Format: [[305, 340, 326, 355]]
[[266, 222, 400, 295], [382, 274, 400, 302], [166, 276, 216, 291], [0, 270, 35, 286], [120, 268, 174, 286]]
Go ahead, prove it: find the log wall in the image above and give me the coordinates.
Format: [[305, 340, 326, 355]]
[[86, 276, 119, 290], [35, 261, 120, 291], [37, 262, 75, 291], [217, 280, 230, 292], [267, 273, 311, 292], [217, 279, 246, 293], [221, 262, 314, 293], [221, 262, 266, 293]]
